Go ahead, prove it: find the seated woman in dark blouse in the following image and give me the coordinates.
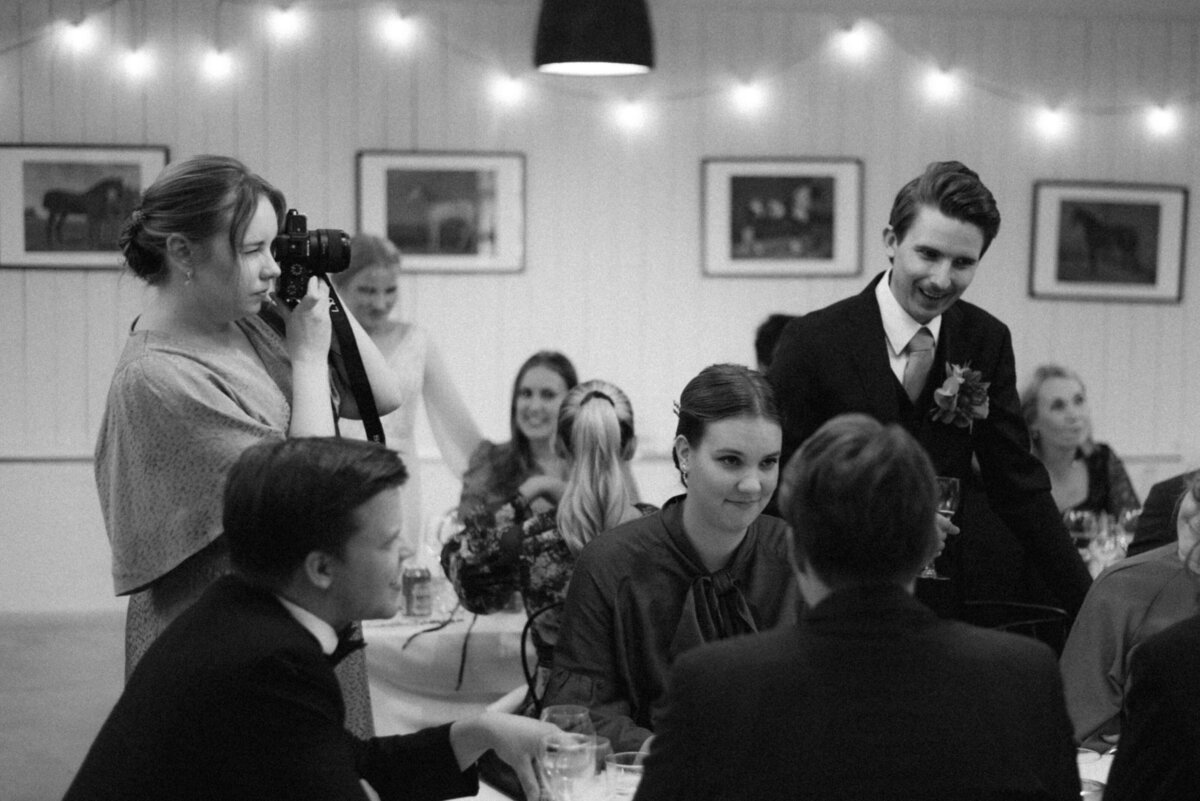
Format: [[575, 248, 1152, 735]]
[[543, 364, 799, 753]]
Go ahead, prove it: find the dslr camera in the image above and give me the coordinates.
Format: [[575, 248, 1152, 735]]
[[271, 208, 352, 307]]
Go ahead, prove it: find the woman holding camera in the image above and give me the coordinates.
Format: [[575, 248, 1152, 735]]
[[95, 155, 401, 735]]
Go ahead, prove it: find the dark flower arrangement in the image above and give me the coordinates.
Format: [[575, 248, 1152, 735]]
[[439, 502, 523, 615], [931, 362, 990, 430]]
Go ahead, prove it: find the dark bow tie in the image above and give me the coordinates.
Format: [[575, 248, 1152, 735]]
[[327, 624, 366, 666]]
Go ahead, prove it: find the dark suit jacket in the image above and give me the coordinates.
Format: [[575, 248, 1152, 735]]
[[64, 575, 477, 801], [1127, 470, 1192, 557], [1103, 613, 1200, 801], [634, 585, 1080, 801], [768, 274, 1091, 615]]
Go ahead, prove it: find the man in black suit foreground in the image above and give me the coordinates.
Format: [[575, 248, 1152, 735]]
[[635, 415, 1080, 801], [768, 161, 1091, 616], [1127, 469, 1195, 557], [65, 438, 555, 801]]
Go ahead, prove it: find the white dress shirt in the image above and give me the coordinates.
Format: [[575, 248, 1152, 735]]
[[875, 270, 943, 385]]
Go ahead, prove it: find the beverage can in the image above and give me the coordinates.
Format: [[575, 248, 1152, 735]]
[[402, 566, 432, 617]]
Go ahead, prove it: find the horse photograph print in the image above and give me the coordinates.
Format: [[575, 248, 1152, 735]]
[[0, 145, 168, 269], [1030, 180, 1188, 303], [357, 150, 525, 273]]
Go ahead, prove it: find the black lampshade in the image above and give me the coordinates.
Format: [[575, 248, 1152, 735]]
[[534, 0, 655, 76]]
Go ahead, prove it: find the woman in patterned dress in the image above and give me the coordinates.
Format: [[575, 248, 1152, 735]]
[[95, 155, 401, 736]]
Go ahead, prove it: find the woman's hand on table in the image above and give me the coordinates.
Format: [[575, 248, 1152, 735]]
[[450, 712, 559, 801]]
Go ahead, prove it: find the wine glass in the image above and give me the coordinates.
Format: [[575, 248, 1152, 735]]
[[538, 731, 596, 801], [920, 476, 960, 579], [539, 704, 597, 736]]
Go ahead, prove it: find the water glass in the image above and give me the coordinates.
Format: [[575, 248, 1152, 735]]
[[605, 752, 644, 800], [539, 731, 596, 801], [920, 477, 960, 579]]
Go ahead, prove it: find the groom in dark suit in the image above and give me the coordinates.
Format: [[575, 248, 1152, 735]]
[[635, 415, 1080, 801], [769, 161, 1091, 616]]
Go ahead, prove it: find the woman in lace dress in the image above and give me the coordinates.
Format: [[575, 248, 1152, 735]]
[[332, 234, 482, 558]]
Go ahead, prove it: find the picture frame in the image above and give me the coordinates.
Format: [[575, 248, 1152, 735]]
[[701, 157, 863, 278], [356, 150, 525, 274], [1029, 180, 1189, 303], [0, 144, 169, 269]]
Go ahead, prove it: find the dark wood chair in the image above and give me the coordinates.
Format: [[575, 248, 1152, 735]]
[[960, 600, 1071, 656], [520, 600, 564, 718]]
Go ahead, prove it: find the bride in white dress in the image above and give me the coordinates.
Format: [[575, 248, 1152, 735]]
[[332, 234, 482, 558]]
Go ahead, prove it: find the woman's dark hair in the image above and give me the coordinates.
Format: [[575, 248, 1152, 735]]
[[672, 363, 781, 485], [118, 154, 287, 284], [887, 160, 1001, 256], [506, 350, 578, 474]]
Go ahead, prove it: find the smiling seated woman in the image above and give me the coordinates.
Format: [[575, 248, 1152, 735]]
[[541, 364, 799, 753]]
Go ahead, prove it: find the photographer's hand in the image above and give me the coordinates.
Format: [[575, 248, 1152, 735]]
[[278, 276, 336, 436]]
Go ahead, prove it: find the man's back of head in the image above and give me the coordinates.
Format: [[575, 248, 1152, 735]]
[[779, 413, 937, 591]]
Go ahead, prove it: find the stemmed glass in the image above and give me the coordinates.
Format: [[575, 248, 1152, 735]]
[[921, 476, 960, 579], [538, 731, 597, 801], [539, 705, 596, 736]]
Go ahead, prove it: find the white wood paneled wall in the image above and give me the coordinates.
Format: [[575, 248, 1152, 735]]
[[0, 0, 1196, 609]]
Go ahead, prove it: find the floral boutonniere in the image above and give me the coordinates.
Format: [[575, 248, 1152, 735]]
[[931, 362, 990, 430]]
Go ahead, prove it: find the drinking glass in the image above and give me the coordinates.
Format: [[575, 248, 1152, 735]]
[[605, 752, 645, 800], [538, 731, 596, 801], [539, 704, 597, 736], [920, 477, 960, 579]]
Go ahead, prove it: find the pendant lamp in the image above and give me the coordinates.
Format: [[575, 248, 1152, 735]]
[[534, 0, 655, 76]]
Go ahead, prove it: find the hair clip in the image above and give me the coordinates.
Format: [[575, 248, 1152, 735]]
[[672, 400, 681, 417]]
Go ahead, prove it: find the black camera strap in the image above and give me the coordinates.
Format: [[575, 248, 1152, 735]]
[[325, 279, 386, 446]]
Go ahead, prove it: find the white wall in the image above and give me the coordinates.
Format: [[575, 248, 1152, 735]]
[[1, 0, 1197, 611]]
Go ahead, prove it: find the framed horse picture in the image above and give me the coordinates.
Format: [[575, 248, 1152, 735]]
[[0, 144, 168, 269], [701, 157, 863, 278], [356, 151, 525, 274], [1030, 181, 1189, 303]]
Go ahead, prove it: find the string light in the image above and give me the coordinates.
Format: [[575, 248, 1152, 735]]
[[383, 13, 416, 47], [1145, 106, 1178, 137], [122, 48, 153, 79], [267, 6, 303, 42], [614, 100, 647, 131], [61, 20, 95, 52], [490, 75, 525, 106], [731, 82, 766, 114], [1035, 107, 1069, 139], [835, 22, 872, 61], [202, 50, 233, 80], [923, 69, 959, 103]]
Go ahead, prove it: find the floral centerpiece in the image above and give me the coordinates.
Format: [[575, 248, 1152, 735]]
[[439, 501, 525, 615], [931, 362, 990, 430]]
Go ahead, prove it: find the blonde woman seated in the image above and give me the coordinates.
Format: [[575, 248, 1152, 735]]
[[543, 364, 799, 753], [443, 380, 654, 694], [1060, 474, 1200, 750], [1021, 364, 1139, 518], [331, 234, 482, 558]]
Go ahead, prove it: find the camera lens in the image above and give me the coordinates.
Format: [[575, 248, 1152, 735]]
[[312, 229, 351, 274]]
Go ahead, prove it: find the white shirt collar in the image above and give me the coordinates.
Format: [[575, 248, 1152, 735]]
[[875, 269, 943, 357], [274, 593, 338, 655]]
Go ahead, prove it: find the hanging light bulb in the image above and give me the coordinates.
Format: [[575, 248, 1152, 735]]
[[835, 22, 871, 61], [491, 75, 526, 106], [732, 82, 766, 114], [123, 49, 153, 79], [62, 19, 95, 52], [614, 100, 648, 130], [924, 69, 959, 103], [383, 13, 416, 47], [268, 6, 303, 41], [535, 0, 654, 76], [1035, 107, 1068, 139], [1145, 106, 1178, 137], [203, 50, 233, 80]]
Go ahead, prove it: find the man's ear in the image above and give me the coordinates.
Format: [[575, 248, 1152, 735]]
[[302, 550, 336, 591], [882, 225, 898, 265]]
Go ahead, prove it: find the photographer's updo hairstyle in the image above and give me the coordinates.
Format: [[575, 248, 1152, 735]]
[[555, 380, 639, 554], [673, 364, 781, 487], [118, 155, 287, 284]]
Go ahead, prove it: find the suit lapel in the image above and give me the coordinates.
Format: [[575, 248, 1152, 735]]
[[844, 275, 902, 423]]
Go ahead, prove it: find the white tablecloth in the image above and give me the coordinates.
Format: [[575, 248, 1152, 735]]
[[364, 608, 528, 736]]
